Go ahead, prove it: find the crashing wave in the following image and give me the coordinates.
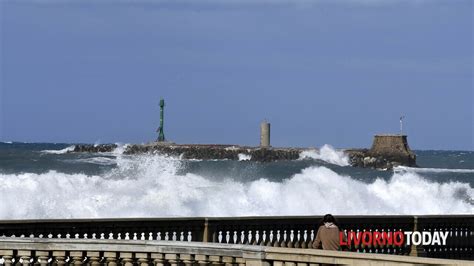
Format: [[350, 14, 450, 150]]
[[299, 144, 349, 166], [41, 145, 75, 154], [0, 154, 471, 219]]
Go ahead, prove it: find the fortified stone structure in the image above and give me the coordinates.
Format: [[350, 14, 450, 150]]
[[348, 134, 417, 169]]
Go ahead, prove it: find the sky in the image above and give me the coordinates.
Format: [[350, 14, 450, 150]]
[[0, 0, 472, 150]]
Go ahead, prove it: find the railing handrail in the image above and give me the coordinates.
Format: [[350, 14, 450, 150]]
[[2, 214, 472, 224]]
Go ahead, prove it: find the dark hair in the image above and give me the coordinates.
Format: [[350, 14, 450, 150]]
[[318, 214, 340, 228]]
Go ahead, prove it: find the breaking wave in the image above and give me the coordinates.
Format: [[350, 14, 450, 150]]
[[395, 166, 474, 174], [41, 145, 75, 154], [299, 144, 349, 166], [0, 154, 472, 219], [66, 157, 117, 166]]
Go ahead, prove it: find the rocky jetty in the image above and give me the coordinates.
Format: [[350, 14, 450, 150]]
[[70, 135, 416, 169], [73, 144, 117, 153], [124, 143, 301, 162]]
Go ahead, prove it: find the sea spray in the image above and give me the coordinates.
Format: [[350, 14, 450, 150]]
[[1, 154, 472, 219], [299, 144, 349, 166]]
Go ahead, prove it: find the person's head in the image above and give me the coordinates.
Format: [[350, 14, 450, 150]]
[[319, 214, 339, 227], [323, 214, 336, 223]]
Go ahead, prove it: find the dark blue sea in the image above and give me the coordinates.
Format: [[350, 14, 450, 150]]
[[0, 142, 472, 219]]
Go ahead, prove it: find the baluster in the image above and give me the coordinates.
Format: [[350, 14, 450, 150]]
[[226, 231, 230, 244], [281, 230, 287, 248], [180, 232, 185, 241], [235, 258, 245, 266], [66, 233, 70, 239], [273, 261, 283, 266], [117, 233, 122, 240], [87, 251, 101, 266], [288, 230, 294, 248], [165, 254, 179, 266], [120, 253, 134, 266], [165, 232, 169, 241], [172, 232, 177, 241], [149, 232, 154, 240], [53, 251, 67, 266], [195, 254, 209, 266], [151, 253, 165, 266], [136, 253, 149, 266], [133, 233, 138, 240], [262, 230, 267, 246], [75, 233, 80, 239], [188, 231, 192, 242], [92, 233, 97, 239], [19, 250, 31, 266], [104, 252, 118, 266], [125, 233, 130, 240], [180, 254, 194, 266], [274, 230, 281, 247], [209, 255, 222, 266], [302, 230, 308, 249], [157, 232, 162, 241], [295, 230, 301, 248], [109, 233, 114, 240], [268, 230, 274, 246], [255, 230, 260, 245], [101, 233, 105, 240], [36, 251, 49, 266], [248, 231, 252, 245], [83, 233, 88, 239], [69, 251, 83, 265], [57, 234, 62, 239], [222, 256, 233, 266], [218, 231, 223, 243], [240, 231, 245, 244], [0, 250, 14, 266], [141, 232, 146, 240], [233, 231, 238, 244]]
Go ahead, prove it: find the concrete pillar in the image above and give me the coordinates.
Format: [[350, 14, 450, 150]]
[[260, 121, 270, 148]]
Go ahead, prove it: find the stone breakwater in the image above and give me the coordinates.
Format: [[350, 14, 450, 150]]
[[71, 137, 417, 169]]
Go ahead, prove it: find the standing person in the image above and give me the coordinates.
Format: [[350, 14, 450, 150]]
[[312, 214, 346, 251]]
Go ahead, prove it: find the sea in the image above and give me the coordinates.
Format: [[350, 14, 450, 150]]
[[0, 142, 472, 219]]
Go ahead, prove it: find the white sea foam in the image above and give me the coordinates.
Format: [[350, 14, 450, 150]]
[[41, 145, 75, 154], [299, 144, 349, 166], [0, 154, 472, 219], [69, 157, 117, 166], [1, 141, 13, 144], [395, 166, 474, 174], [112, 143, 129, 155], [238, 154, 251, 161]]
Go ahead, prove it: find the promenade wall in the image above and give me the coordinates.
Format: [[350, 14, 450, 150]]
[[0, 238, 472, 266]]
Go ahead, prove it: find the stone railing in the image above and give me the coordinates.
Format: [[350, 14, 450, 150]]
[[0, 238, 471, 266], [0, 215, 472, 260]]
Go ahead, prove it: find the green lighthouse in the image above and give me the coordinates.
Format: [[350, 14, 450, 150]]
[[157, 98, 165, 142]]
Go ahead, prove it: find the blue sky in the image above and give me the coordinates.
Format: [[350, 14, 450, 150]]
[[0, 0, 472, 150]]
